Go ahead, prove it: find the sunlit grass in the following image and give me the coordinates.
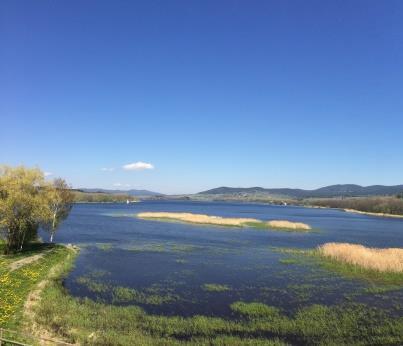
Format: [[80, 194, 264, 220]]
[[0, 244, 71, 330]]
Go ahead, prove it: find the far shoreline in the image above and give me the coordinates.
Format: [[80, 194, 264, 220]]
[[74, 198, 403, 219]]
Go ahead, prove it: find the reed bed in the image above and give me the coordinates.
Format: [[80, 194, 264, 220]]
[[318, 242, 403, 273], [137, 212, 259, 226], [137, 212, 311, 231], [267, 220, 311, 230]]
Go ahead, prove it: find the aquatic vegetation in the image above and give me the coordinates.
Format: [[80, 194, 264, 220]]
[[318, 243, 403, 273], [175, 258, 188, 264], [271, 246, 307, 253], [279, 258, 298, 265], [230, 301, 282, 319], [5, 243, 398, 345], [360, 285, 401, 295], [76, 276, 109, 293], [137, 212, 312, 231], [97, 243, 113, 251], [287, 284, 316, 301], [112, 286, 178, 305], [35, 267, 403, 346], [201, 283, 231, 292], [87, 269, 110, 278], [272, 245, 403, 285], [76, 275, 178, 305], [127, 244, 166, 252], [170, 244, 202, 252]]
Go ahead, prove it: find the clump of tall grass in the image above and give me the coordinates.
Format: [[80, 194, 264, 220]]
[[137, 212, 311, 231], [267, 220, 311, 230], [318, 243, 403, 273]]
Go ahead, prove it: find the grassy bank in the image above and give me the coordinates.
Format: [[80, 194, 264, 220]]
[[0, 241, 75, 346], [137, 212, 312, 231], [34, 264, 403, 345], [1, 241, 400, 344]]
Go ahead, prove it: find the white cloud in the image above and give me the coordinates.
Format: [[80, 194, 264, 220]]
[[113, 183, 131, 188], [101, 167, 115, 172], [44, 172, 53, 177], [123, 161, 154, 171]]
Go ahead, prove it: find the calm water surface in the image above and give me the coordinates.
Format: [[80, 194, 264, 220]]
[[44, 201, 403, 317]]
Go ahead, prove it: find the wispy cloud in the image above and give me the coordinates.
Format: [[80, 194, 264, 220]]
[[123, 161, 154, 171], [113, 183, 131, 188], [101, 167, 115, 172], [44, 172, 53, 177]]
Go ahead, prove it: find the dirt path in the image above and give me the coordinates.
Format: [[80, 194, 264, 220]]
[[23, 245, 78, 345], [9, 253, 47, 271]]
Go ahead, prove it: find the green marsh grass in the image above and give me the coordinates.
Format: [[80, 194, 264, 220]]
[[279, 258, 298, 265], [31, 249, 403, 345], [201, 283, 231, 292], [76, 275, 179, 305]]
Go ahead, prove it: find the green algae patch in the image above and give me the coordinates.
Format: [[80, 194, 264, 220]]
[[201, 283, 231, 292]]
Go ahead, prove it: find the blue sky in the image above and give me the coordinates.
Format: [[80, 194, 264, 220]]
[[1, 1, 403, 194]]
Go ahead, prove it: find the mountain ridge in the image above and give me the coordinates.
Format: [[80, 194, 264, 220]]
[[77, 188, 163, 196], [199, 184, 403, 198]]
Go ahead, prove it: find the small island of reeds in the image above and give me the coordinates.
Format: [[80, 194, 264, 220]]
[[318, 242, 403, 273], [136, 212, 312, 231]]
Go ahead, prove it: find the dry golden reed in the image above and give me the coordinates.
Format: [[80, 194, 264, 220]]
[[267, 220, 311, 230], [137, 212, 259, 226], [137, 212, 311, 230], [318, 242, 403, 273]]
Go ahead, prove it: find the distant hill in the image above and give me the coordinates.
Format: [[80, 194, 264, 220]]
[[78, 188, 163, 197], [199, 184, 403, 198]]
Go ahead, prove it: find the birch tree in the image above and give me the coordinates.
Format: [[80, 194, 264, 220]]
[[45, 178, 74, 242], [0, 166, 74, 253]]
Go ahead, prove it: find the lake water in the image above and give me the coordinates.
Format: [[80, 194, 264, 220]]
[[44, 201, 403, 317]]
